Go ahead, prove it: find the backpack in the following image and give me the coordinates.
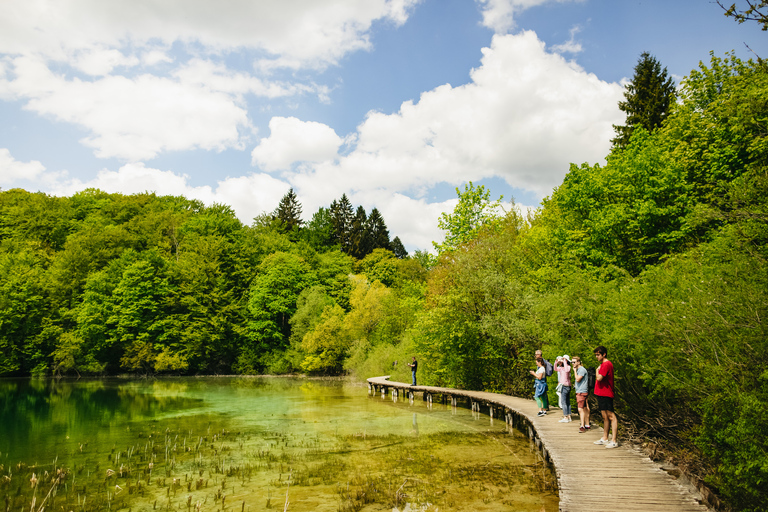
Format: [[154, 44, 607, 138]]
[[586, 366, 597, 392], [544, 359, 554, 378]]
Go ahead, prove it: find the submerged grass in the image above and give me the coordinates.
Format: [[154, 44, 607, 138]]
[[1, 385, 557, 512]]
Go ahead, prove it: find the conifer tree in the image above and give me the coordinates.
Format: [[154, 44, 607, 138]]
[[612, 52, 675, 149], [367, 208, 391, 251], [274, 188, 303, 233], [390, 236, 408, 259], [330, 194, 354, 253], [349, 206, 371, 259]]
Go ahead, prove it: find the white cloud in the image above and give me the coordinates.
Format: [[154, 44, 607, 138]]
[[0, 56, 251, 160], [0, 1, 420, 162], [282, 31, 623, 202], [476, 0, 580, 33], [0, 148, 46, 185], [251, 117, 344, 171], [72, 47, 140, 76], [551, 26, 583, 54], [0, 0, 420, 69], [49, 163, 290, 225]]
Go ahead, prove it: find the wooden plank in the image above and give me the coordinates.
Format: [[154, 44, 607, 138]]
[[367, 376, 711, 512]]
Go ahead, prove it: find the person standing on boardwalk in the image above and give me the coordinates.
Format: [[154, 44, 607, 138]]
[[529, 357, 549, 416], [572, 356, 591, 432], [407, 356, 418, 386], [534, 349, 553, 410], [592, 346, 618, 448], [555, 355, 573, 422]]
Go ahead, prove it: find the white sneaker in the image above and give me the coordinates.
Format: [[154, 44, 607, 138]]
[[558, 417, 569, 423], [593, 438, 608, 445], [605, 441, 618, 449]]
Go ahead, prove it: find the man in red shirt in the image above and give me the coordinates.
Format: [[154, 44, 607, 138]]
[[592, 345, 618, 448]]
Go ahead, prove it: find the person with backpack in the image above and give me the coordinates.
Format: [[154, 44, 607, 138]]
[[529, 357, 549, 416], [592, 345, 618, 449], [572, 356, 591, 432]]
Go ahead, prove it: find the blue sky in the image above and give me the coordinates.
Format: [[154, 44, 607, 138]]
[[1, 0, 765, 251]]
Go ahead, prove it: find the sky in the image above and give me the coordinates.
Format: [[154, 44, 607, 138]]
[[1, 0, 766, 252]]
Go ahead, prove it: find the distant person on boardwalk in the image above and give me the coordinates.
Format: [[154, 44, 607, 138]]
[[534, 349, 553, 410], [572, 356, 591, 432], [407, 356, 418, 386], [592, 346, 618, 448], [530, 357, 549, 416], [555, 355, 572, 422]]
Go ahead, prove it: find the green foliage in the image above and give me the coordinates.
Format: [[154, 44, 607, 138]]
[[274, 188, 303, 236], [717, 0, 768, 30], [416, 209, 532, 393], [612, 52, 675, 149], [302, 206, 336, 251], [433, 181, 504, 254], [330, 194, 354, 253], [0, 243, 49, 375], [390, 236, 407, 258], [239, 252, 317, 372], [355, 248, 398, 287], [300, 304, 350, 373], [2, 48, 766, 512], [541, 128, 693, 274], [366, 208, 391, 251], [0, 185, 409, 378]]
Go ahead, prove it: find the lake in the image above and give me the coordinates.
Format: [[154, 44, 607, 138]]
[[0, 377, 558, 511]]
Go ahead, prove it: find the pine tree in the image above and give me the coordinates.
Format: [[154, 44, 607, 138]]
[[274, 188, 303, 233], [329, 194, 354, 253], [367, 208, 391, 251], [612, 52, 676, 149], [349, 206, 371, 259], [390, 236, 408, 259]]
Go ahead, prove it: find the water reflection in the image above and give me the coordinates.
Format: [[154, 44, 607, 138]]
[[0, 377, 558, 511]]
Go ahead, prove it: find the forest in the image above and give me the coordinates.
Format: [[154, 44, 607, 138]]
[[1, 51, 766, 509]]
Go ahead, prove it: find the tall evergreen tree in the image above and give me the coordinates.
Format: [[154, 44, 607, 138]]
[[274, 188, 303, 233], [612, 52, 675, 149], [367, 208, 391, 251], [390, 236, 408, 259], [329, 194, 354, 253], [349, 206, 371, 259]]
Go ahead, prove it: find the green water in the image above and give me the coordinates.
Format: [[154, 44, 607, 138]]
[[0, 377, 558, 511]]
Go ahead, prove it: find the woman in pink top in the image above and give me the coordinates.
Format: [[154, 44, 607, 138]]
[[555, 355, 573, 422]]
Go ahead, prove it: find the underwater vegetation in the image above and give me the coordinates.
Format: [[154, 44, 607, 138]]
[[0, 378, 557, 511]]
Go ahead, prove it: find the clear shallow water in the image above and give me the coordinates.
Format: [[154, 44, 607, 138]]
[[0, 377, 558, 511]]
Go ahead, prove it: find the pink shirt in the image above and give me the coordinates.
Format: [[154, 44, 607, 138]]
[[555, 362, 571, 386]]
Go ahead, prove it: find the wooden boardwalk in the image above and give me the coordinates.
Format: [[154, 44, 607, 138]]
[[367, 376, 710, 512]]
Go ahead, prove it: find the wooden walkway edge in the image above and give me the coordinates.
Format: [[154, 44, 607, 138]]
[[367, 376, 710, 512]]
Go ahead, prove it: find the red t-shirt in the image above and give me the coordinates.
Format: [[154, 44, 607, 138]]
[[594, 359, 614, 398]]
